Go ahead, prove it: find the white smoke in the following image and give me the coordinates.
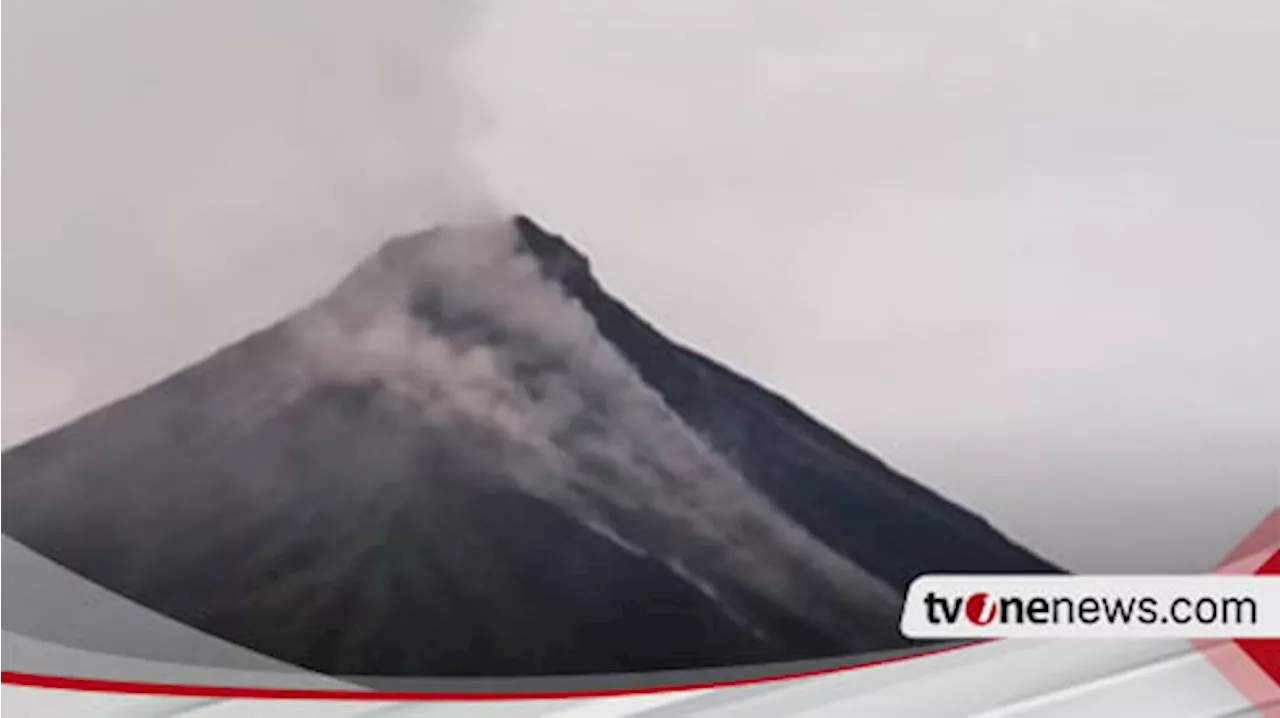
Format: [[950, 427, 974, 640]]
[[3, 0, 500, 447], [286, 220, 904, 644]]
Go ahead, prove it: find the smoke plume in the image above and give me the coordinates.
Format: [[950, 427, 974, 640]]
[[3, 0, 498, 446]]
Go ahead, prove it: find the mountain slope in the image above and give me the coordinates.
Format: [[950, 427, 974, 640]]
[[512, 217, 1056, 589], [2, 216, 1057, 677]]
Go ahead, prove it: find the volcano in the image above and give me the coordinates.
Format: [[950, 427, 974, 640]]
[[2, 216, 1058, 677]]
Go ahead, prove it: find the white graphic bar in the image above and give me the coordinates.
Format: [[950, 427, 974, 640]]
[[900, 574, 1280, 639]]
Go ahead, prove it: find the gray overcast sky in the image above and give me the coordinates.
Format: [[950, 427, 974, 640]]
[[4, 0, 1278, 573]]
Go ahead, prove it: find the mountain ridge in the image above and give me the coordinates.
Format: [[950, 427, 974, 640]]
[[2, 215, 1058, 677], [508, 216, 1057, 585]]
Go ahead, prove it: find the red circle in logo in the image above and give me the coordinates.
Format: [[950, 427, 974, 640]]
[[965, 592, 995, 625]]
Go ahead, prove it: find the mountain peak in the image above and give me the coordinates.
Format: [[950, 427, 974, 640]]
[[512, 214, 593, 287], [367, 215, 592, 288], [314, 214, 599, 339]]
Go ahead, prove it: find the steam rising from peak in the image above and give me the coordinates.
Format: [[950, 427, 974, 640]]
[[4, 0, 502, 446]]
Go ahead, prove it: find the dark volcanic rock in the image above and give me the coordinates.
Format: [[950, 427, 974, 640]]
[[2, 216, 1058, 677], [510, 217, 1056, 588]]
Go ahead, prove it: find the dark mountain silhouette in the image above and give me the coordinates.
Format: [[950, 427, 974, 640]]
[[2, 216, 1058, 677]]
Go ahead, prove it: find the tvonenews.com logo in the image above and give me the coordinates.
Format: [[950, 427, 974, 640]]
[[922, 591, 1257, 627], [899, 576, 1280, 639]]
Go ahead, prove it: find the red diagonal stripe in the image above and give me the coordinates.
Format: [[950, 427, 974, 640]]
[[1236, 549, 1280, 686], [1218, 509, 1280, 571]]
